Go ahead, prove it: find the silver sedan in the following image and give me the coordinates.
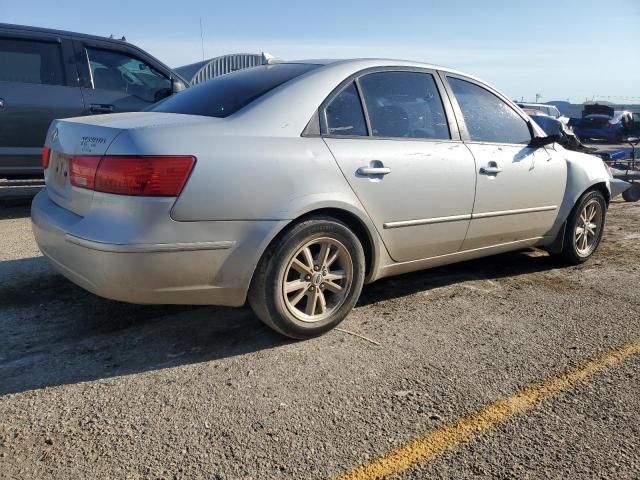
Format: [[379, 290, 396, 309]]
[[32, 59, 612, 338]]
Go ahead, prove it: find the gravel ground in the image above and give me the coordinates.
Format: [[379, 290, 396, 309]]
[[0, 198, 639, 479]]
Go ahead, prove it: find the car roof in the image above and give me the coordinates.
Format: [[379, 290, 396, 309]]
[[223, 58, 537, 138], [518, 102, 556, 109], [522, 108, 548, 116], [0, 22, 132, 46], [0, 22, 188, 83], [274, 58, 489, 88]]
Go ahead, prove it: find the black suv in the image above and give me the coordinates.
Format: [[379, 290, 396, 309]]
[[0, 24, 188, 176]]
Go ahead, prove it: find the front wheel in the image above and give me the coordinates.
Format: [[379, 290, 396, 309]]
[[555, 189, 607, 264], [248, 216, 365, 339]]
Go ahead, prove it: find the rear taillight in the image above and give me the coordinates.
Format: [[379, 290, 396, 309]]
[[70, 156, 101, 189], [69, 155, 195, 197], [42, 146, 51, 169]]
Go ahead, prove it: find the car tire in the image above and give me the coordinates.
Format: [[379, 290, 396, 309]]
[[622, 183, 640, 202], [555, 189, 607, 265], [248, 216, 365, 339]]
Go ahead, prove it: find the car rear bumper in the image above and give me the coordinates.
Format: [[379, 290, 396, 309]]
[[31, 190, 286, 306]]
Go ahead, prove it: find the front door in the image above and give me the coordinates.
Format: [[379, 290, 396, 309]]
[[74, 41, 172, 115], [444, 75, 567, 251], [322, 70, 477, 263]]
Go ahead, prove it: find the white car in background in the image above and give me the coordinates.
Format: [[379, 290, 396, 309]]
[[517, 102, 570, 125]]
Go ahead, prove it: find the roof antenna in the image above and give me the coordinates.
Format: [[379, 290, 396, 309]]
[[199, 18, 205, 62]]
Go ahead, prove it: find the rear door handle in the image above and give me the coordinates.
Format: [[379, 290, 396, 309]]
[[89, 103, 115, 114], [0, 98, 4, 109], [479, 165, 503, 175], [357, 167, 391, 176]]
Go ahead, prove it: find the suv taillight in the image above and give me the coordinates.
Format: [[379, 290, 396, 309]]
[[69, 155, 195, 196], [42, 146, 51, 169]]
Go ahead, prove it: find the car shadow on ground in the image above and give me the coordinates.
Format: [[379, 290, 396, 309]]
[[357, 248, 562, 307], [0, 247, 563, 397]]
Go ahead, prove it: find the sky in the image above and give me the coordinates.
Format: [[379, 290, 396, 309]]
[[2, 0, 639, 103]]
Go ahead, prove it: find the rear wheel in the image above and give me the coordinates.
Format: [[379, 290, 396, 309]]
[[248, 216, 365, 339], [555, 189, 606, 264], [622, 183, 640, 202]]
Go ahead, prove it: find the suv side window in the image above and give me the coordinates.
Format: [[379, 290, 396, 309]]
[[325, 82, 368, 136], [449, 77, 531, 144], [358, 71, 450, 139], [0, 37, 65, 85], [86, 47, 171, 102]]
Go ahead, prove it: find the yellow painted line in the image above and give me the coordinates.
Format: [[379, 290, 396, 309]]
[[336, 337, 640, 480]]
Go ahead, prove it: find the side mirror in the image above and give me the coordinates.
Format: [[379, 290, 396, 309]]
[[529, 134, 561, 148], [171, 78, 186, 94]]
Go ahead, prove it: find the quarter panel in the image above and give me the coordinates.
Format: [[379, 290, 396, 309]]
[[170, 136, 363, 222]]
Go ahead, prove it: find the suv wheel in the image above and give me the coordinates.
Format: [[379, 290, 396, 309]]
[[248, 216, 365, 339]]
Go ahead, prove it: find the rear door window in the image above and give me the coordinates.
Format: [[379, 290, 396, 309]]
[[325, 82, 367, 136], [358, 71, 450, 139], [152, 63, 320, 118], [0, 37, 65, 85], [448, 77, 531, 144], [86, 47, 171, 102]]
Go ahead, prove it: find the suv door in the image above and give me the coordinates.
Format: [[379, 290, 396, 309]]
[[73, 39, 173, 114], [443, 74, 566, 250], [322, 69, 477, 263], [0, 31, 84, 176]]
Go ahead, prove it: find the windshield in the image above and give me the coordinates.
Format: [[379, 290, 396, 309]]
[[150, 63, 320, 118]]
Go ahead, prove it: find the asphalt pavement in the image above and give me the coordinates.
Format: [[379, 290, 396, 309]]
[[0, 199, 639, 479]]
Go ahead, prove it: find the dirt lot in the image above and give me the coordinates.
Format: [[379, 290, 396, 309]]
[[0, 198, 639, 479]]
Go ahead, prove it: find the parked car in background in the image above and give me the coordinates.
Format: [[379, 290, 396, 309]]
[[0, 23, 188, 177], [32, 59, 612, 339], [523, 108, 631, 199], [572, 104, 634, 143], [517, 102, 569, 124], [522, 108, 587, 151]]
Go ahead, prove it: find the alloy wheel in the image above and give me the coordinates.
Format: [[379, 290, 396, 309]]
[[281, 237, 353, 323], [575, 198, 603, 257]]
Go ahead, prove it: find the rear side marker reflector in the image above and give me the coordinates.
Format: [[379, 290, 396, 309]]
[[42, 146, 51, 169], [67, 155, 196, 197]]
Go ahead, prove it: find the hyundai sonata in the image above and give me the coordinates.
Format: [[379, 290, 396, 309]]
[[32, 59, 612, 338]]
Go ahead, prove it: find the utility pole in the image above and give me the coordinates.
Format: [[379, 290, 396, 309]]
[[199, 18, 205, 62]]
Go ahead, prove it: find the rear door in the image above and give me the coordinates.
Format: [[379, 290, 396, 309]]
[[0, 30, 84, 175], [73, 39, 173, 115], [322, 68, 477, 263], [443, 74, 566, 250]]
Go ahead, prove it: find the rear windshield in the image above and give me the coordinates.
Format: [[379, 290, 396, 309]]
[[150, 63, 320, 118]]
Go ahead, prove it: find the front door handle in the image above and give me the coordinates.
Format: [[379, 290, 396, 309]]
[[89, 103, 115, 114], [0, 98, 4, 109]]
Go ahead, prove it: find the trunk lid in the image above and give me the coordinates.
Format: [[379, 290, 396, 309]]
[[45, 119, 123, 216], [44, 112, 215, 216], [582, 104, 614, 118], [579, 115, 611, 128]]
